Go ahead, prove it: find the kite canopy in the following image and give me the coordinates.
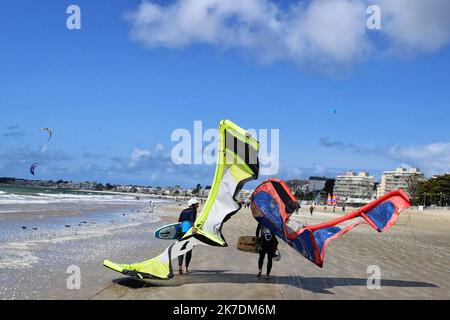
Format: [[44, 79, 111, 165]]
[[40, 128, 52, 141], [192, 119, 259, 247], [103, 119, 260, 280], [251, 179, 411, 267], [29, 163, 39, 175]]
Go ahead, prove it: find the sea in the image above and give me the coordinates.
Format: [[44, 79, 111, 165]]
[[0, 184, 168, 263], [0, 185, 174, 299]]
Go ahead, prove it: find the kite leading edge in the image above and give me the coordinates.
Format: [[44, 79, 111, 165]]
[[250, 179, 411, 267]]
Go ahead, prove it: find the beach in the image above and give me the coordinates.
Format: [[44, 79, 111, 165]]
[[0, 189, 170, 299], [1, 194, 449, 300], [92, 205, 450, 300]]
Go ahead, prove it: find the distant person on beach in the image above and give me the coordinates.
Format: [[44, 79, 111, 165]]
[[309, 205, 314, 215], [148, 200, 155, 213], [177, 197, 199, 275], [256, 223, 278, 279], [342, 206, 346, 212]]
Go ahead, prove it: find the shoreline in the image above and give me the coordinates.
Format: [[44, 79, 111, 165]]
[[0, 183, 206, 202]]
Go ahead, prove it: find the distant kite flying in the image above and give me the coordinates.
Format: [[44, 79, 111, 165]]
[[30, 163, 39, 175], [40, 128, 52, 141]]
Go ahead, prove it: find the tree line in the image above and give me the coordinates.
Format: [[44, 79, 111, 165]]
[[408, 174, 450, 206]]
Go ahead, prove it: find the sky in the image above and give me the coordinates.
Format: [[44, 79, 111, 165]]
[[0, 0, 449, 188]]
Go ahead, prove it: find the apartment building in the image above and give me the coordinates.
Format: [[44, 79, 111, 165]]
[[334, 171, 375, 203], [376, 167, 423, 197]]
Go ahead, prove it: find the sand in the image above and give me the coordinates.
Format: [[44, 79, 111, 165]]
[[1, 202, 449, 300], [91, 206, 450, 300]]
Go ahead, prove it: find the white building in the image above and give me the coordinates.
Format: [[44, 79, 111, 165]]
[[377, 167, 424, 197], [334, 171, 375, 203], [197, 188, 210, 198]]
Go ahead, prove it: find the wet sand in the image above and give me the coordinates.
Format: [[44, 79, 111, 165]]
[[0, 201, 171, 299], [1, 203, 449, 300]]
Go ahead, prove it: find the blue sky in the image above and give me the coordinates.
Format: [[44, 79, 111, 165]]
[[1, 0, 449, 188]]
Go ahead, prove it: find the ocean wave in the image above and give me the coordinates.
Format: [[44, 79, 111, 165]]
[[0, 192, 166, 205]]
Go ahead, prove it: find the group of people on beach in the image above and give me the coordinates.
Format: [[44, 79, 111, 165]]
[[176, 198, 278, 279], [309, 205, 346, 214], [240, 199, 251, 209]]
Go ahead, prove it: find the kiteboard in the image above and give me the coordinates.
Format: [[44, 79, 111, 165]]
[[237, 236, 281, 261], [154, 222, 182, 240]]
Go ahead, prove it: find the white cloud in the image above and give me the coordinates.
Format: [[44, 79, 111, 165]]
[[388, 143, 450, 175], [313, 163, 327, 175], [126, 0, 450, 69], [288, 166, 303, 178], [0, 146, 72, 162], [126, 0, 368, 67], [399, 162, 413, 169], [319, 136, 450, 176], [378, 0, 450, 52], [149, 172, 159, 182], [155, 143, 165, 153], [129, 148, 151, 167]]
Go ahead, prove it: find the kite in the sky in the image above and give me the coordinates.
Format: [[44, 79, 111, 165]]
[[330, 108, 337, 114], [103, 119, 260, 280], [30, 163, 39, 176], [39, 128, 52, 141], [251, 179, 411, 267]]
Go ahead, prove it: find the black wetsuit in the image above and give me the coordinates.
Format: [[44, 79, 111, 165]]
[[256, 224, 278, 275], [177, 207, 197, 268]]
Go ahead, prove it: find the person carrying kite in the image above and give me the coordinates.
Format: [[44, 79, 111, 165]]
[[256, 223, 278, 279], [177, 198, 199, 275]]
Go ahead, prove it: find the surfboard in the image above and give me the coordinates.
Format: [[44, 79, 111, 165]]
[[237, 236, 281, 261], [154, 222, 182, 240]]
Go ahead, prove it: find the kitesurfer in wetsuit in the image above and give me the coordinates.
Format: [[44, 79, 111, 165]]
[[256, 223, 278, 279], [177, 198, 199, 275]]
